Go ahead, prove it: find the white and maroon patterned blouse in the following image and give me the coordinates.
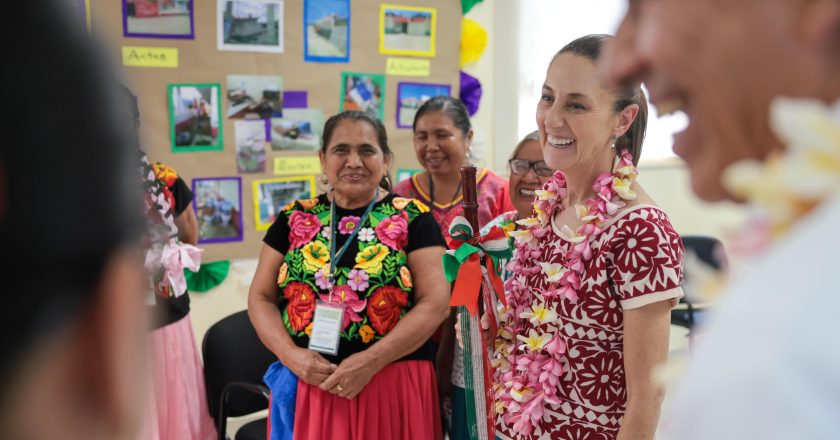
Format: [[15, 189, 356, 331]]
[[496, 205, 685, 440]]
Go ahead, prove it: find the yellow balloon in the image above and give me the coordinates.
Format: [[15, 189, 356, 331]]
[[460, 18, 487, 67]]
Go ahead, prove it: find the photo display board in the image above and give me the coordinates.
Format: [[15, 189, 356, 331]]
[[91, 0, 461, 260]]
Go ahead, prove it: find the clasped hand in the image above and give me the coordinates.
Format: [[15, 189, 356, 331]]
[[284, 347, 379, 400]]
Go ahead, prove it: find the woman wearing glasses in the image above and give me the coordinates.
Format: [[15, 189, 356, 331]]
[[482, 131, 554, 237], [443, 131, 554, 440]]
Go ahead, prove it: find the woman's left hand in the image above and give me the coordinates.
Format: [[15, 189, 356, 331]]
[[319, 351, 381, 399]]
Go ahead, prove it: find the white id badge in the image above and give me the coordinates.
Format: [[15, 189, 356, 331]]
[[307, 302, 345, 355]]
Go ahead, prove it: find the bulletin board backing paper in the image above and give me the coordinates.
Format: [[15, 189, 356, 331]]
[[90, 0, 461, 261]]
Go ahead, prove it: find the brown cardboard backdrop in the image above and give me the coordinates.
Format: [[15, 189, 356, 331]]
[[91, 0, 461, 260]]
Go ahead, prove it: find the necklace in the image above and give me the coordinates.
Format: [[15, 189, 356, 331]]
[[492, 150, 639, 435], [428, 174, 462, 210], [723, 97, 840, 245]]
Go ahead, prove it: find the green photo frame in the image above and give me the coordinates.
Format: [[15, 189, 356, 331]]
[[168, 83, 224, 152], [340, 72, 385, 121], [396, 168, 422, 183]]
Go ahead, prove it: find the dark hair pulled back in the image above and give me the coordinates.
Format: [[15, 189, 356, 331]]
[[412, 96, 472, 137], [556, 34, 648, 165], [321, 111, 393, 190]]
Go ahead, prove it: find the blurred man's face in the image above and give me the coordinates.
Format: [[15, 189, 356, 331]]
[[603, 0, 802, 201]]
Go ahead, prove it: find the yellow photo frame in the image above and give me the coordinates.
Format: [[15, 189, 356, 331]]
[[379, 4, 436, 58], [252, 175, 317, 231]]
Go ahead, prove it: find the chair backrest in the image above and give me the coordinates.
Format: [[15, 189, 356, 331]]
[[678, 235, 728, 303], [202, 310, 277, 421], [681, 235, 727, 272]]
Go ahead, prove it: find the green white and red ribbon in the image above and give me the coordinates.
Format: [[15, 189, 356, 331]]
[[442, 216, 511, 439]]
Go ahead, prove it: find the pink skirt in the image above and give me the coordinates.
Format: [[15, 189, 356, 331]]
[[292, 360, 442, 440], [138, 315, 217, 440]]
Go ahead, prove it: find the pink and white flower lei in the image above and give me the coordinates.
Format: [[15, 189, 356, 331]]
[[492, 150, 638, 435]]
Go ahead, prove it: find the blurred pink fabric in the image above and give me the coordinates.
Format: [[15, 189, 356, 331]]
[[139, 315, 217, 440]]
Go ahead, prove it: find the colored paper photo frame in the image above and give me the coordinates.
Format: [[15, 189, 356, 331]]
[[395, 82, 451, 128], [168, 83, 224, 153], [379, 3, 436, 58], [192, 177, 244, 244], [252, 176, 316, 230], [303, 0, 350, 63], [122, 0, 195, 39], [340, 72, 386, 121]]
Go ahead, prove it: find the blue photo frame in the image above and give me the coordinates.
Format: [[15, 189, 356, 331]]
[[303, 0, 350, 63]]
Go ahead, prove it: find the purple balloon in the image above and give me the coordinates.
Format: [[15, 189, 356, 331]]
[[459, 71, 483, 117]]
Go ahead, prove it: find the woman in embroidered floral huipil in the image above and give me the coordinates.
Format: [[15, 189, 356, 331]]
[[392, 96, 514, 439], [249, 111, 450, 440], [490, 35, 685, 440]]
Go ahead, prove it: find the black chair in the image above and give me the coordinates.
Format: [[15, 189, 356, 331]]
[[203, 310, 277, 440], [672, 235, 728, 331]]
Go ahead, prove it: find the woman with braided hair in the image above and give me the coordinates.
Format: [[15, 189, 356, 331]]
[[124, 87, 216, 440]]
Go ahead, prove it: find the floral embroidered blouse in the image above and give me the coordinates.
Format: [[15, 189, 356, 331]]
[[392, 168, 516, 242], [263, 193, 445, 364], [495, 205, 685, 440]]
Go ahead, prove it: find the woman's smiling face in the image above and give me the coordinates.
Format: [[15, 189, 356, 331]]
[[537, 53, 626, 175], [509, 139, 551, 219], [413, 110, 471, 177]]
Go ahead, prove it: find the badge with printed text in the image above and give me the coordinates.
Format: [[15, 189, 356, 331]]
[[308, 301, 345, 355]]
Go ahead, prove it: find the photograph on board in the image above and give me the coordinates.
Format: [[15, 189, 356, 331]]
[[269, 108, 325, 151], [340, 72, 385, 121], [192, 177, 243, 243], [227, 74, 283, 119], [218, 0, 284, 53], [253, 176, 315, 230], [123, 0, 194, 39], [396, 168, 422, 183], [168, 83, 223, 152], [304, 0, 350, 62], [379, 4, 436, 57], [396, 82, 450, 128], [234, 120, 267, 173]]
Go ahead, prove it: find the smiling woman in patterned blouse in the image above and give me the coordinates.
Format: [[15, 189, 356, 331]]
[[490, 35, 685, 440], [249, 111, 450, 440]]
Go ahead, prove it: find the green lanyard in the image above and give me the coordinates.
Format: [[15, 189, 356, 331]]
[[328, 187, 380, 288]]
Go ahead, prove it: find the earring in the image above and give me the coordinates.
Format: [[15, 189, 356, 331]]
[[611, 134, 617, 150]]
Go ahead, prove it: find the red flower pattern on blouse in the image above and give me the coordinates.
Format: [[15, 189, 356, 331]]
[[283, 282, 316, 331], [367, 286, 408, 335], [576, 351, 626, 407], [288, 211, 322, 249]]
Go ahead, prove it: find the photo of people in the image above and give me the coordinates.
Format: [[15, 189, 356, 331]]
[[227, 75, 283, 119], [379, 4, 436, 57], [192, 177, 243, 243], [218, 0, 284, 53], [234, 120, 267, 173], [340, 72, 385, 121], [168, 83, 223, 152], [253, 176, 315, 230], [304, 0, 350, 62], [269, 108, 324, 151], [396, 82, 451, 128], [123, 0, 194, 39]]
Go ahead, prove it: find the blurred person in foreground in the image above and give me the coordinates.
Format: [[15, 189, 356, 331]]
[[605, 0, 840, 438], [0, 2, 147, 439]]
